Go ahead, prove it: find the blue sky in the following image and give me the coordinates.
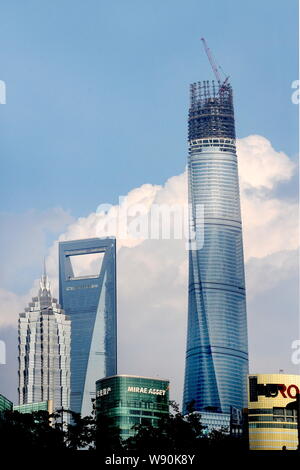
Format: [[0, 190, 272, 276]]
[[0, 0, 298, 217]]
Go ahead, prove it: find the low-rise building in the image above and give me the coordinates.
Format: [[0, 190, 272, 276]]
[[0, 393, 13, 413], [248, 373, 300, 451], [13, 400, 53, 414], [95, 375, 169, 440]]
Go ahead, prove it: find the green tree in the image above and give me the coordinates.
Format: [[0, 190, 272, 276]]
[[125, 401, 206, 455], [65, 411, 96, 450], [0, 410, 65, 450], [95, 413, 124, 455], [0, 402, 249, 454]]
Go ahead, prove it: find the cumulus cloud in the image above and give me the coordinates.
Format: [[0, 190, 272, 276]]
[[43, 134, 297, 268], [242, 194, 298, 260], [236, 135, 296, 190], [0, 135, 298, 403], [0, 208, 73, 328], [0, 289, 26, 328], [246, 249, 299, 300]]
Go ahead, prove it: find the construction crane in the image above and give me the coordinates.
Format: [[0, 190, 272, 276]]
[[201, 37, 230, 92]]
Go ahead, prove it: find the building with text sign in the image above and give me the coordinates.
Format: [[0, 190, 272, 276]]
[[248, 374, 300, 450], [95, 375, 169, 439]]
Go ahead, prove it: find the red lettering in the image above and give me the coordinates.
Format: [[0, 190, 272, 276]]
[[287, 385, 299, 399], [278, 384, 287, 398]]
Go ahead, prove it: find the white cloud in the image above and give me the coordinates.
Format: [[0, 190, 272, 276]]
[[242, 195, 298, 260], [0, 208, 73, 328], [0, 289, 25, 328], [245, 249, 299, 300], [0, 135, 298, 404], [236, 134, 296, 190]]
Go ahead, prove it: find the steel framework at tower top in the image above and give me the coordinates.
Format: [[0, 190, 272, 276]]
[[188, 80, 235, 141], [188, 39, 235, 142]]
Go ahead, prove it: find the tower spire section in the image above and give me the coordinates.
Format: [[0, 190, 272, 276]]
[[39, 258, 51, 297]]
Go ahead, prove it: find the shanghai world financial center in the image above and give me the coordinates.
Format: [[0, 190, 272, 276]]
[[59, 238, 117, 417]]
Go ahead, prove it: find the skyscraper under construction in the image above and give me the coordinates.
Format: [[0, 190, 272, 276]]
[[183, 53, 248, 428]]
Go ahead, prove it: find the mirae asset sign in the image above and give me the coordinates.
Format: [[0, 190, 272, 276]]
[[127, 387, 167, 396], [96, 386, 167, 398]]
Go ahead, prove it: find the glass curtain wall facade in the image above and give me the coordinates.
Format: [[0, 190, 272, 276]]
[[0, 394, 13, 412], [96, 375, 169, 439], [14, 400, 53, 414], [18, 270, 71, 412], [59, 238, 117, 417], [248, 374, 300, 450], [183, 81, 248, 416]]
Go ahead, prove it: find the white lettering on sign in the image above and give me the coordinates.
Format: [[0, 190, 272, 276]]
[[127, 386, 166, 396], [96, 387, 111, 398]]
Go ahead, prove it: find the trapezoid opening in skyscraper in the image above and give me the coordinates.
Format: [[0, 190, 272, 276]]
[[59, 237, 117, 417]]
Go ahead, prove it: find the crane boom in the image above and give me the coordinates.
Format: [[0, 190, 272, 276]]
[[201, 37, 229, 90]]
